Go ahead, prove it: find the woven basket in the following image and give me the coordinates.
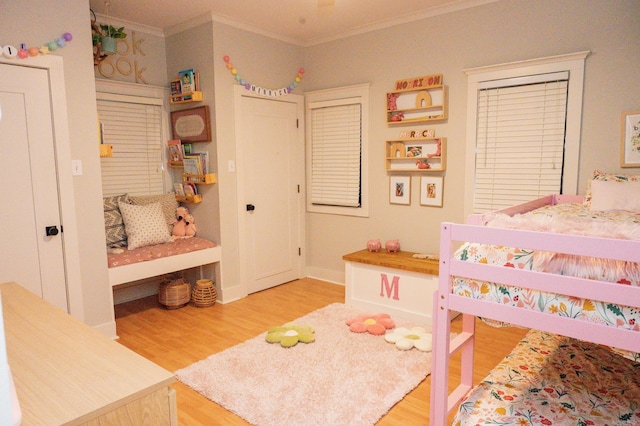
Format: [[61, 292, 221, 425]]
[[158, 278, 190, 309], [192, 279, 217, 308]]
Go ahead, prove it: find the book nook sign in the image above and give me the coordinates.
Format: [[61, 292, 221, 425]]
[[222, 55, 304, 97]]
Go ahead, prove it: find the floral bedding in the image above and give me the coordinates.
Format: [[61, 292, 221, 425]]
[[452, 330, 640, 426], [453, 203, 640, 361]]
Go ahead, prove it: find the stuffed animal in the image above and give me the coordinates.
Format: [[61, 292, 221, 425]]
[[387, 92, 400, 111], [172, 206, 197, 238]]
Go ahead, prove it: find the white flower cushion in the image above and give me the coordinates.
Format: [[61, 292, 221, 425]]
[[118, 201, 172, 250]]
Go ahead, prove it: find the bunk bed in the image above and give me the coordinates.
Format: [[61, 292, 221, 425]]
[[430, 189, 640, 425]]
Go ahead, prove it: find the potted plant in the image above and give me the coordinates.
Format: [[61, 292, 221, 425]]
[[92, 24, 126, 55]]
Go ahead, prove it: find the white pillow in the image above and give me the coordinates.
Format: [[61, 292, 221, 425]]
[[589, 179, 640, 212], [118, 201, 172, 250]]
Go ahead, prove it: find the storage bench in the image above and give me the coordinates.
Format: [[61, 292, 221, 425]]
[[343, 249, 439, 325]]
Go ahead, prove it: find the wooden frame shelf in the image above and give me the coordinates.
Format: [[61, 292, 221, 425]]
[[183, 173, 216, 184], [170, 91, 203, 105], [387, 84, 448, 125], [386, 137, 446, 172]]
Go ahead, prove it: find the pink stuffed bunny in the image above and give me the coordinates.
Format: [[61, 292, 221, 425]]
[[172, 206, 196, 238]]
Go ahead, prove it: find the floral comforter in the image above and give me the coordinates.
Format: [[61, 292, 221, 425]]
[[452, 330, 640, 426], [453, 203, 640, 361]]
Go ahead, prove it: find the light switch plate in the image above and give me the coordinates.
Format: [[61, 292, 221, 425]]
[[71, 160, 83, 176]]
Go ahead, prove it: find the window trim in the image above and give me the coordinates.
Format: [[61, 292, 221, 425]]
[[463, 51, 590, 217], [305, 83, 370, 217]]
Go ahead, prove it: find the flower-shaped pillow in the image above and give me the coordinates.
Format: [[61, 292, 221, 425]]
[[346, 313, 395, 335], [384, 326, 432, 351], [265, 323, 315, 348]]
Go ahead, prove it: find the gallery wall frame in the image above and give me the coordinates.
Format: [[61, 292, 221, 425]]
[[389, 175, 411, 205], [171, 105, 212, 142], [420, 176, 443, 207], [620, 110, 640, 167]]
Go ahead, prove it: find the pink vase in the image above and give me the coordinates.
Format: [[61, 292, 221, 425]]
[[385, 239, 400, 253], [367, 239, 381, 252]]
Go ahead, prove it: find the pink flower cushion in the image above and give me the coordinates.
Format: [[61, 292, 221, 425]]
[[346, 313, 395, 335]]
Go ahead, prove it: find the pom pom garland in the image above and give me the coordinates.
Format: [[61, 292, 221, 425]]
[[223, 55, 304, 97], [1, 32, 72, 60]]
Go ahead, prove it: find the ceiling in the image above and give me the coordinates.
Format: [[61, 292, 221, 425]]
[[89, 0, 498, 46]]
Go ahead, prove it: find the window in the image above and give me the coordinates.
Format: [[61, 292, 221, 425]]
[[305, 84, 370, 217], [464, 52, 589, 214], [96, 81, 169, 197]]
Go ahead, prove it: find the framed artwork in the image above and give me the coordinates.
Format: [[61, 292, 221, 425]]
[[389, 175, 411, 205], [171, 105, 212, 142], [420, 176, 443, 207], [620, 111, 640, 167]]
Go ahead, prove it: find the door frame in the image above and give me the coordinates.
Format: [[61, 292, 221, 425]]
[[233, 85, 305, 297], [0, 56, 83, 319]]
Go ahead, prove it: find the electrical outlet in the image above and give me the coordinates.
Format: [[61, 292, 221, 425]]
[[71, 160, 83, 176]]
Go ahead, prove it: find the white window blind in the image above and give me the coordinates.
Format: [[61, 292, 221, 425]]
[[473, 72, 569, 213], [309, 100, 362, 207], [98, 99, 165, 197]]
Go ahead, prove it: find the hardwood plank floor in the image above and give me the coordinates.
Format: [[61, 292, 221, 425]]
[[114, 278, 529, 425]]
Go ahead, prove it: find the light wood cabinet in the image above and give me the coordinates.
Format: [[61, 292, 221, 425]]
[[386, 137, 446, 172], [1, 282, 177, 426]]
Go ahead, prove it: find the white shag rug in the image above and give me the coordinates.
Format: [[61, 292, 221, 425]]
[[175, 303, 432, 426]]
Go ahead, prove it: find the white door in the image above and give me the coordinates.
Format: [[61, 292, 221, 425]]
[[239, 94, 303, 294], [0, 63, 68, 311]]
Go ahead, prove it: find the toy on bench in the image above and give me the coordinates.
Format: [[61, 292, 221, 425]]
[[172, 206, 197, 239]]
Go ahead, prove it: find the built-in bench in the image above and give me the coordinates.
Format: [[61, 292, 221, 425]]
[[104, 193, 221, 299]]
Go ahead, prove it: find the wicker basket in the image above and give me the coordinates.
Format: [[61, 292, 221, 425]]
[[158, 278, 190, 309], [192, 279, 216, 308]]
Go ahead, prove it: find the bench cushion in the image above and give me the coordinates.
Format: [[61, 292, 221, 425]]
[[107, 237, 217, 268]]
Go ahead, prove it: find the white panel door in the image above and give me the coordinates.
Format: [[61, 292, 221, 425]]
[[0, 63, 67, 311], [240, 95, 302, 294]]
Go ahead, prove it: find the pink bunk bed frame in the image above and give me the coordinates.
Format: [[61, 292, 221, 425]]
[[429, 194, 640, 424]]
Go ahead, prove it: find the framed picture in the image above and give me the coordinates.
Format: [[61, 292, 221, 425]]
[[171, 105, 212, 142], [620, 110, 640, 167], [420, 176, 443, 207], [389, 175, 411, 205]]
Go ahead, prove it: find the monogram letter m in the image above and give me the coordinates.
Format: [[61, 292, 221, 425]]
[[379, 274, 400, 300]]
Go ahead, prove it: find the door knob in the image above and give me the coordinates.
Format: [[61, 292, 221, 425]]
[[246, 204, 255, 211], [45, 226, 59, 236]]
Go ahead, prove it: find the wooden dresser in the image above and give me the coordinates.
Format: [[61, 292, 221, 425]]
[[0, 282, 176, 425]]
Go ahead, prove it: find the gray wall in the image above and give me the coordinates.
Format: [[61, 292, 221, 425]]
[[302, 0, 640, 282]]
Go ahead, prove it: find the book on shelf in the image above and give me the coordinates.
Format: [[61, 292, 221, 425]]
[[170, 79, 182, 96], [178, 68, 195, 95], [183, 155, 202, 175], [183, 182, 197, 196], [182, 143, 193, 156], [191, 152, 209, 175], [167, 139, 183, 165], [173, 182, 185, 196]]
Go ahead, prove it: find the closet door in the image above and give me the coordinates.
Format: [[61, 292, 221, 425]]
[[0, 63, 67, 311]]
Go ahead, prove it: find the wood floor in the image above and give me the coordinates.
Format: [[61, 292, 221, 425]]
[[114, 278, 529, 425]]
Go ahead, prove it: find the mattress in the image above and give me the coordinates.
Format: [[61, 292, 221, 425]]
[[453, 203, 640, 361], [452, 330, 640, 425], [107, 237, 217, 268]]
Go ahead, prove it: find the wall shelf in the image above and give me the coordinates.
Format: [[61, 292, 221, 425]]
[[386, 138, 446, 172], [170, 91, 203, 105], [387, 85, 448, 125]]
